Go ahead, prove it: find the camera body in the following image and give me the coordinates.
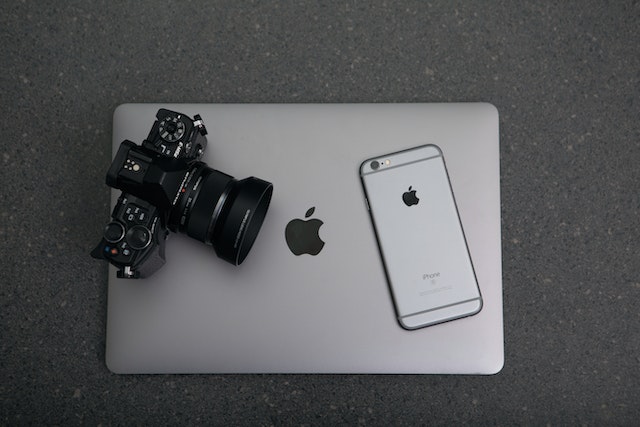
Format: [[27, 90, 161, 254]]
[[92, 109, 273, 278]]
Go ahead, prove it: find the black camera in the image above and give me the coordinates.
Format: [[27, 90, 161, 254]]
[[92, 109, 274, 278]]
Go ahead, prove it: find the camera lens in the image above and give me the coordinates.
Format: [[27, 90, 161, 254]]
[[177, 165, 273, 265], [370, 161, 380, 170]]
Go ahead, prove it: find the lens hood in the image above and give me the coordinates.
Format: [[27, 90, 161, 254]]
[[183, 167, 273, 265], [212, 177, 273, 265]]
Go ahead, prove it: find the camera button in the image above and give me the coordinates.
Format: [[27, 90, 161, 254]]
[[124, 204, 148, 224], [104, 246, 119, 256], [126, 225, 152, 250]]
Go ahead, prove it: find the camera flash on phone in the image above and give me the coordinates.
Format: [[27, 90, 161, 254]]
[[385, 160, 391, 165]]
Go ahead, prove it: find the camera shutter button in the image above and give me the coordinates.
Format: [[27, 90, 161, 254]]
[[126, 225, 152, 250], [104, 222, 125, 243]]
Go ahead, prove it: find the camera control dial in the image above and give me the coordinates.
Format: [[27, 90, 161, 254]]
[[104, 222, 125, 243], [126, 225, 152, 250]]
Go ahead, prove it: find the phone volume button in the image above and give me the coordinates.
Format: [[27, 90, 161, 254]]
[[364, 198, 370, 211]]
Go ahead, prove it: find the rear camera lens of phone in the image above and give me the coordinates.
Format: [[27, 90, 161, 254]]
[[370, 161, 380, 170]]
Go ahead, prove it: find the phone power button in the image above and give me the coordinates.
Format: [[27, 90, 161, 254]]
[[364, 198, 370, 211]]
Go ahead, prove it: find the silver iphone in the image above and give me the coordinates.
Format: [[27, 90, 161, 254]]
[[360, 144, 482, 330]]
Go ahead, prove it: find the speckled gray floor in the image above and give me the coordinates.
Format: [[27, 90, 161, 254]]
[[1, 1, 639, 424]]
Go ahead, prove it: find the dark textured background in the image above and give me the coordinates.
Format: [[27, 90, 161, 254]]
[[1, 1, 639, 424]]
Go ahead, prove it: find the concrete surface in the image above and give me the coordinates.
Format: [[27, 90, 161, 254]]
[[1, 1, 638, 424]]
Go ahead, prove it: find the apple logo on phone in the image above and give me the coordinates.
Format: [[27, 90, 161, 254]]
[[285, 207, 325, 256], [402, 186, 420, 206]]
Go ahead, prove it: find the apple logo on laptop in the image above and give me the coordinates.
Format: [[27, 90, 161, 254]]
[[402, 186, 420, 206], [285, 207, 325, 256]]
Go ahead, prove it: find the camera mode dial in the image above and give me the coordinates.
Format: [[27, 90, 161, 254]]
[[159, 116, 185, 142]]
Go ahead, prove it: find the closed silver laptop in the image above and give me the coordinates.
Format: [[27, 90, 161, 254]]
[[105, 103, 503, 374]]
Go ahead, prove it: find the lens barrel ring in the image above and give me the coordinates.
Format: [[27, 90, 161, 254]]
[[185, 168, 233, 244]]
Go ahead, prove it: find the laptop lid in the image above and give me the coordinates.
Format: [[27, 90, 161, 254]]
[[105, 103, 503, 374]]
